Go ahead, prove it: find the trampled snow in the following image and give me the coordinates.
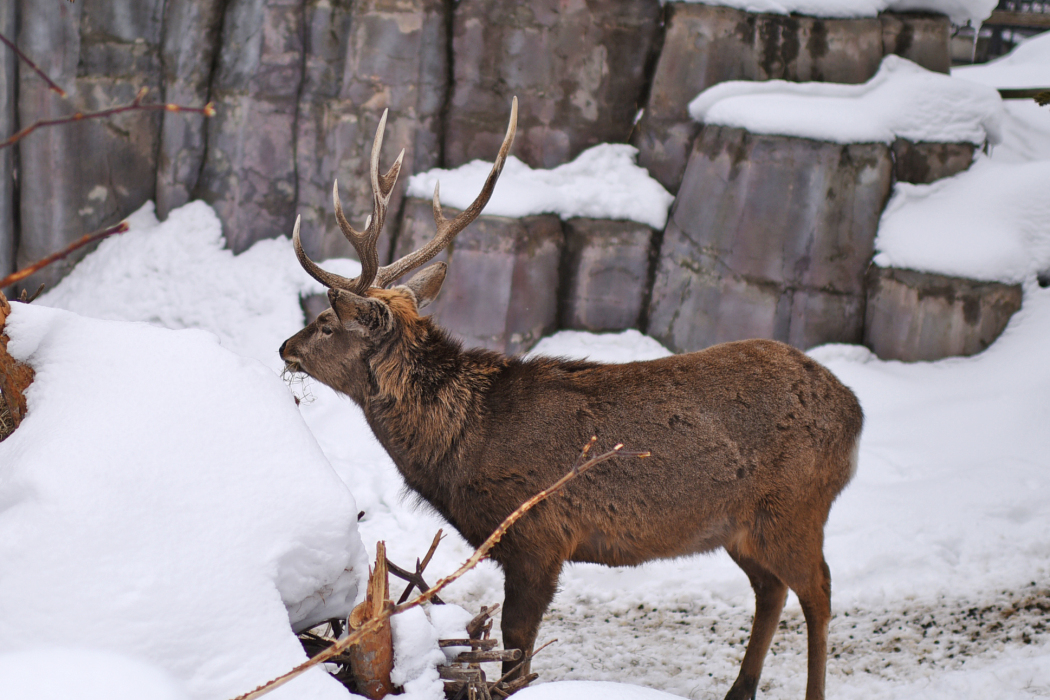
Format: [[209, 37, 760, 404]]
[[673, 0, 997, 25], [689, 56, 1005, 146], [406, 145, 675, 230]]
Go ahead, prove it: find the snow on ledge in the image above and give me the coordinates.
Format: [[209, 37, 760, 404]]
[[670, 0, 997, 25], [874, 158, 1050, 284], [689, 56, 1005, 146], [406, 144, 675, 230]]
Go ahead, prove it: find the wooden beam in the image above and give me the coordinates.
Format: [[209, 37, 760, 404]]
[[983, 11, 1050, 29]]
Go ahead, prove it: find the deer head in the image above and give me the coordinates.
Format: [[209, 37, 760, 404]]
[[280, 100, 517, 396]]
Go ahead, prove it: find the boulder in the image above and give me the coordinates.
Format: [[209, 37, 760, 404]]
[[881, 12, 951, 74], [16, 0, 164, 291], [864, 267, 1022, 361], [446, 0, 662, 169], [647, 125, 893, 353], [891, 139, 975, 184], [560, 218, 656, 332], [156, 0, 225, 220], [195, 0, 304, 254], [294, 0, 447, 263], [633, 3, 884, 192], [395, 198, 562, 355]]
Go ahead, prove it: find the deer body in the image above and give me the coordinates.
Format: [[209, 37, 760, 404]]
[[280, 102, 861, 700]]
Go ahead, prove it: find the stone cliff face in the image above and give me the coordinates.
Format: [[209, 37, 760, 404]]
[[2, 1, 1007, 360]]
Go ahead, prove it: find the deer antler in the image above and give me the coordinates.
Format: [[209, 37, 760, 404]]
[[374, 97, 517, 288], [293, 109, 405, 294], [293, 99, 517, 293]]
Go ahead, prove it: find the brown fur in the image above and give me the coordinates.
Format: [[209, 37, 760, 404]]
[[281, 280, 862, 700]]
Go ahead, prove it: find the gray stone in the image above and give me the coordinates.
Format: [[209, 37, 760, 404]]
[[17, 0, 163, 293], [446, 0, 662, 169], [196, 0, 303, 254], [295, 0, 447, 263], [864, 267, 1022, 361], [634, 3, 883, 191], [0, 0, 15, 287], [892, 139, 974, 184], [156, 0, 225, 220], [395, 198, 562, 355], [647, 126, 893, 353], [560, 218, 656, 332], [881, 12, 951, 74]]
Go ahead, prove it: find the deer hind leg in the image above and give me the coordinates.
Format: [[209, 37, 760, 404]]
[[500, 557, 563, 679], [724, 550, 789, 700], [755, 519, 834, 700]]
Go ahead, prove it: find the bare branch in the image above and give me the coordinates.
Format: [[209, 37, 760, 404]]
[[0, 221, 130, 289], [0, 86, 215, 151], [230, 440, 648, 700], [0, 32, 67, 98]]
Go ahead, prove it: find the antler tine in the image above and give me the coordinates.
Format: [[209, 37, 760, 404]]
[[374, 96, 518, 288], [332, 109, 406, 294], [292, 215, 362, 291]]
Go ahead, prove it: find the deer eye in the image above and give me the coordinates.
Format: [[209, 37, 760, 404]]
[[321, 326, 334, 336]]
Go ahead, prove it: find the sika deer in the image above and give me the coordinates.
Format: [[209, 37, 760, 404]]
[[280, 100, 862, 700]]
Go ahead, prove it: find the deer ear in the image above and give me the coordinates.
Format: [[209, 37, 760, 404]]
[[403, 262, 447, 310], [328, 288, 371, 323]]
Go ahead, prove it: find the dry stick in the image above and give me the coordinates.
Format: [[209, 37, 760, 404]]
[[231, 438, 650, 700], [0, 32, 67, 98], [391, 528, 445, 603], [0, 86, 216, 151], [0, 221, 131, 289]]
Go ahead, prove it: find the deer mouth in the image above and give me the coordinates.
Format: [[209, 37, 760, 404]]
[[283, 359, 302, 374]]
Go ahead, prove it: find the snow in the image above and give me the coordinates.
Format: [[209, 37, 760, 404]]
[[873, 158, 1050, 283], [953, 31, 1050, 90], [672, 0, 997, 25], [690, 56, 1004, 146], [0, 302, 368, 700], [0, 648, 192, 700], [406, 145, 675, 230]]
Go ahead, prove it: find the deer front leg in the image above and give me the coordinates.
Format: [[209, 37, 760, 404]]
[[500, 557, 563, 679]]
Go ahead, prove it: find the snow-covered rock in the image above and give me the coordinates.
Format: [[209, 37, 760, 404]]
[[690, 56, 1004, 146], [406, 145, 674, 230]]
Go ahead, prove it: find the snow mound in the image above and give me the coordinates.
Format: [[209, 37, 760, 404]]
[[406, 145, 674, 230], [37, 200, 359, 371], [0, 303, 368, 700], [874, 158, 1050, 283], [673, 0, 997, 25], [690, 56, 1004, 145], [0, 648, 192, 700], [953, 30, 1050, 90]]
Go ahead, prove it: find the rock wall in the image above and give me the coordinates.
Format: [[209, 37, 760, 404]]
[[0, 0, 15, 282], [5, 0, 1008, 362], [648, 126, 893, 354]]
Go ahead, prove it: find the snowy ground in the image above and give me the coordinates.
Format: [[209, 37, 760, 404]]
[[3, 33, 1050, 700]]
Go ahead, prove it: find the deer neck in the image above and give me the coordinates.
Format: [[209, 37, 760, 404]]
[[360, 321, 506, 501]]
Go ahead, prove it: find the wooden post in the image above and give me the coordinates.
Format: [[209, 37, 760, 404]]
[[346, 541, 395, 699]]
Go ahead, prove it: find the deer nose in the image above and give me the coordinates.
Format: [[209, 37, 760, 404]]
[[278, 340, 288, 357]]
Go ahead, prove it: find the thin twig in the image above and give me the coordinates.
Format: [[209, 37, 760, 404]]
[[0, 86, 216, 151], [0, 32, 66, 98], [491, 638, 557, 690], [230, 438, 649, 700], [0, 221, 130, 289]]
